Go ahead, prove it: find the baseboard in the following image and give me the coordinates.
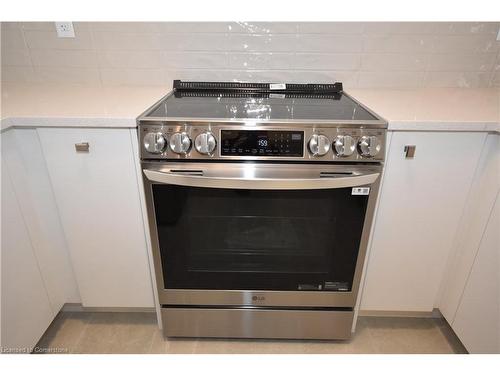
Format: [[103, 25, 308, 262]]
[[61, 303, 156, 313], [62, 303, 445, 320], [63, 304, 443, 319], [359, 308, 442, 318]]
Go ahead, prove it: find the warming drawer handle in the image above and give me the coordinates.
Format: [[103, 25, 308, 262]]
[[143, 169, 379, 190]]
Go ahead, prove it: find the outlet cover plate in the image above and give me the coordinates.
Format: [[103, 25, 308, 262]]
[[55, 22, 75, 38]]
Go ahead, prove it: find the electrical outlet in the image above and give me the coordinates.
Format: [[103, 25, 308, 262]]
[[55, 22, 75, 38]]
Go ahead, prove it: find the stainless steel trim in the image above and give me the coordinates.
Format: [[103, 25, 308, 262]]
[[164, 289, 355, 307], [142, 161, 382, 308], [143, 168, 379, 190], [139, 119, 386, 128], [162, 307, 353, 339], [342, 91, 388, 125], [140, 116, 387, 127], [136, 91, 174, 121]]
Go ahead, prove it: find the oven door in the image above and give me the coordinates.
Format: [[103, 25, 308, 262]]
[[142, 162, 381, 308]]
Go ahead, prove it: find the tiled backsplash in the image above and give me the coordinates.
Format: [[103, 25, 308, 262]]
[[1, 22, 499, 88]]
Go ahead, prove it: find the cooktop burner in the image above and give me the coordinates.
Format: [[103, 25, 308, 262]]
[[142, 80, 380, 122]]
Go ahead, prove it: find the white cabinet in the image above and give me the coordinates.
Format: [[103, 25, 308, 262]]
[[1, 158, 54, 350], [438, 133, 500, 353], [2, 129, 80, 313], [439, 134, 499, 321], [37, 128, 154, 308], [452, 193, 499, 353], [360, 131, 486, 312]]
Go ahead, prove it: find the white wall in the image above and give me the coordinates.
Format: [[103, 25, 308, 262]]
[[1, 22, 499, 88]]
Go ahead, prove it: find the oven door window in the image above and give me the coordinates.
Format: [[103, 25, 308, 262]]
[[152, 185, 369, 292]]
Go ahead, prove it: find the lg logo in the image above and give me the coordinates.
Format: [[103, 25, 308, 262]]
[[252, 295, 265, 302]]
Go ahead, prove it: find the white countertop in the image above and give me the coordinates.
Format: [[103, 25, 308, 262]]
[[1, 83, 499, 133], [0, 84, 166, 131], [349, 88, 500, 133]]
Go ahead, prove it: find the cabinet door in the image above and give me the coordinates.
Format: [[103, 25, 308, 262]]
[[1, 159, 54, 350], [360, 132, 485, 312], [37, 128, 154, 308], [452, 193, 499, 353], [439, 134, 499, 322], [2, 129, 80, 313]]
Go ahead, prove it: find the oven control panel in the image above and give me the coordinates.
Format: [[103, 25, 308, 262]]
[[220, 130, 304, 157], [139, 122, 386, 162]]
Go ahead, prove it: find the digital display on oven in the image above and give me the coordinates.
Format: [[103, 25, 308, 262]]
[[221, 130, 304, 157]]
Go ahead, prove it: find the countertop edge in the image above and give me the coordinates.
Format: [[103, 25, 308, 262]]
[[387, 120, 500, 133], [1, 116, 138, 132], [2, 116, 499, 134]]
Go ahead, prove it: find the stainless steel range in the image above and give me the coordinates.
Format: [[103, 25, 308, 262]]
[[138, 81, 387, 340]]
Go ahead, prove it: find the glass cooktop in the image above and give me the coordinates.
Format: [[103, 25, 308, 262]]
[[144, 92, 380, 122]]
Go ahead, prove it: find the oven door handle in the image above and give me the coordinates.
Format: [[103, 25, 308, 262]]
[[143, 169, 379, 190]]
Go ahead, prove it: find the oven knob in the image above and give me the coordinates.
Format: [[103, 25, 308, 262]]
[[169, 132, 192, 154], [143, 132, 166, 154], [194, 132, 217, 155], [308, 134, 330, 156], [333, 135, 356, 157], [358, 135, 381, 157]]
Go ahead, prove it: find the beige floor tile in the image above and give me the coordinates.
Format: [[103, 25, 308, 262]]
[[238, 340, 309, 354], [194, 338, 308, 354], [149, 331, 198, 354], [74, 312, 156, 354], [34, 312, 466, 354], [35, 312, 92, 354], [193, 336, 374, 354], [364, 317, 456, 354], [126, 311, 158, 325]]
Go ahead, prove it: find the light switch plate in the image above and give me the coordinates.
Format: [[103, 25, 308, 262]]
[[497, 28, 500, 41], [55, 22, 75, 38]]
